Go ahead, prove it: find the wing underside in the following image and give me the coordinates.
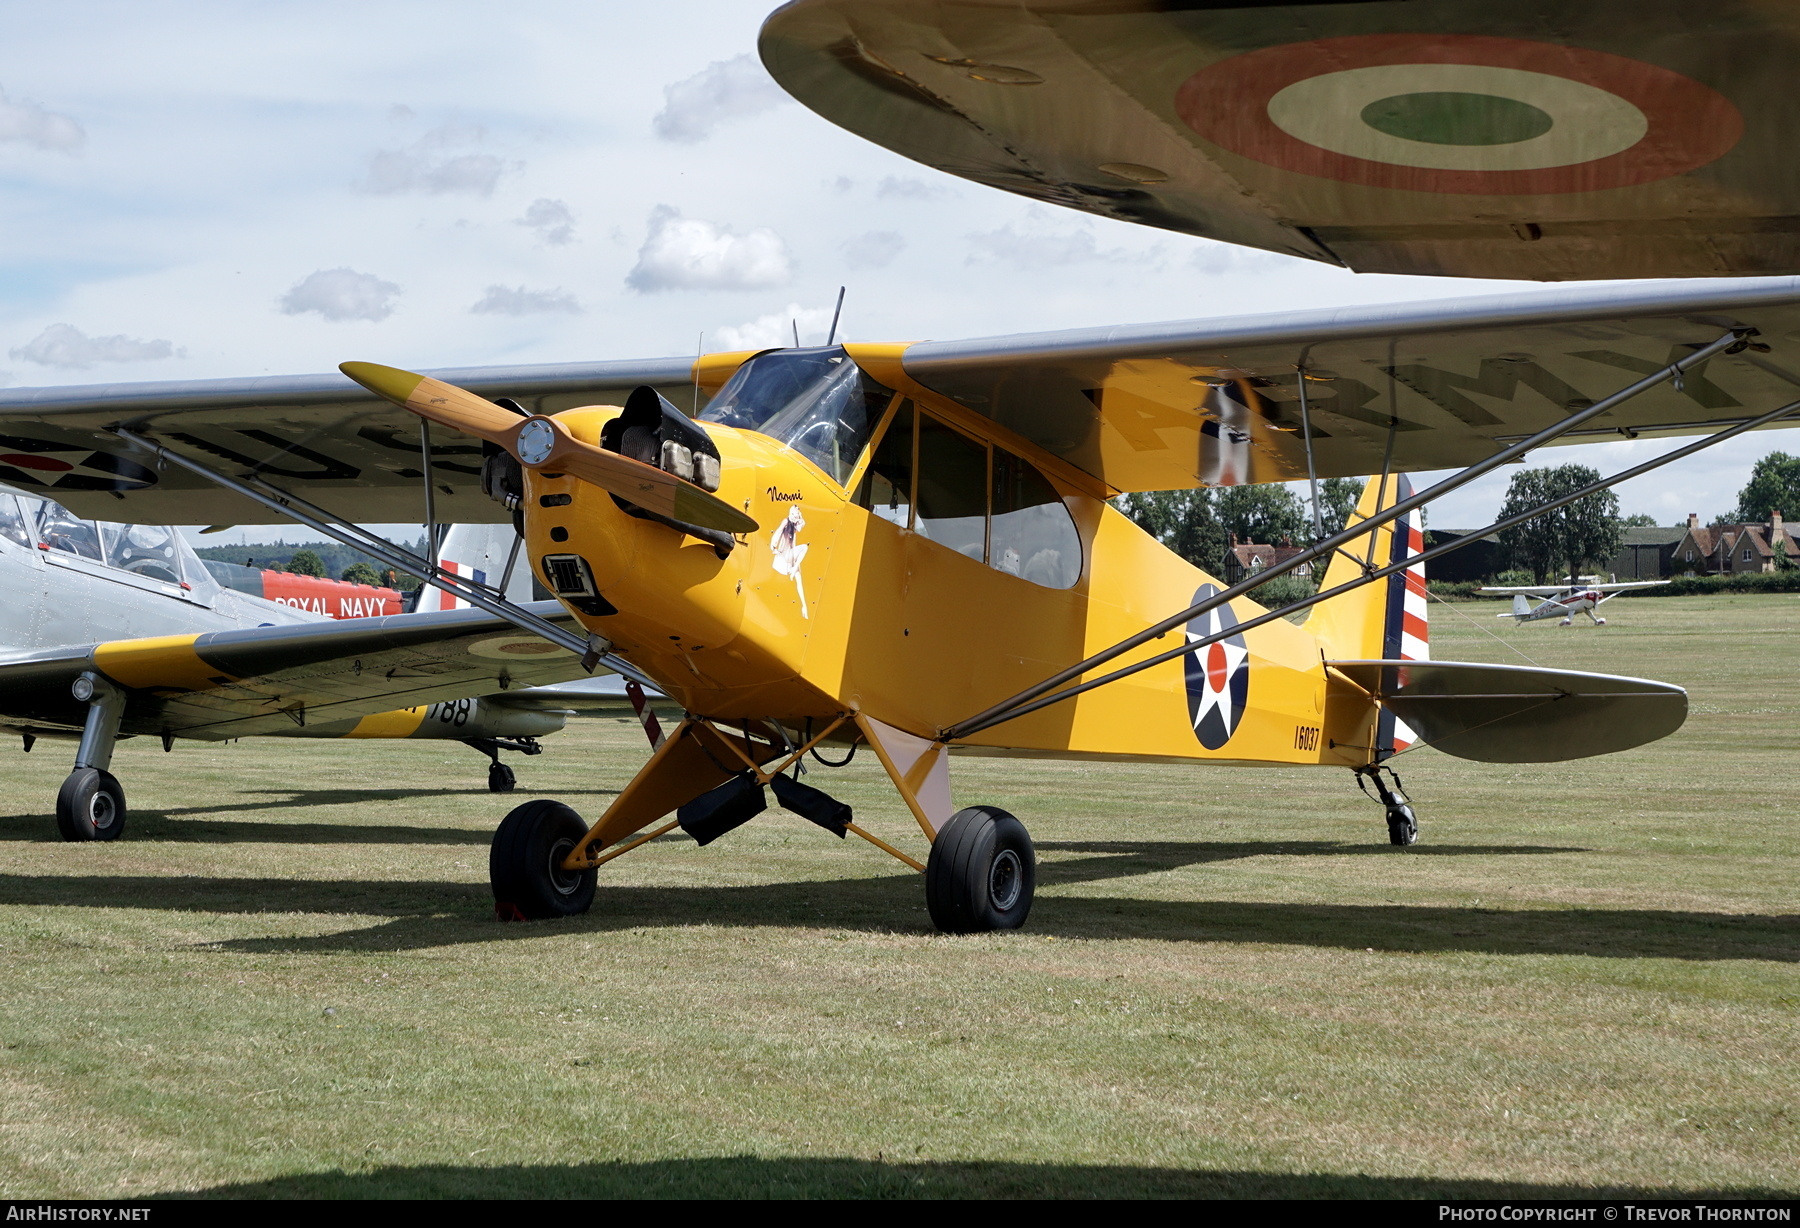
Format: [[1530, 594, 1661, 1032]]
[[0, 602, 595, 741]]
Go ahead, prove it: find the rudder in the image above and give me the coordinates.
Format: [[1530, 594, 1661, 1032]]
[[1307, 475, 1428, 755]]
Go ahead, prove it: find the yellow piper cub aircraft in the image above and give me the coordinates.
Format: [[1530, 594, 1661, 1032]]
[[337, 323, 1696, 932]]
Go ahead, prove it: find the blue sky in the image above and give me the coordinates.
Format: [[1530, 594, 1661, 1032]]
[[0, 0, 1791, 543]]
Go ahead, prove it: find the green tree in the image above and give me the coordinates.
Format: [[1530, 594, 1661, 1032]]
[[286, 548, 326, 578], [1730, 451, 1800, 523], [1215, 484, 1308, 548], [1620, 513, 1659, 528], [341, 561, 383, 587], [1496, 464, 1622, 584], [1115, 489, 1227, 577], [1312, 477, 1362, 542]]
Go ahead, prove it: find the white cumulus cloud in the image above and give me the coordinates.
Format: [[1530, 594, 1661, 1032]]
[[10, 324, 174, 368], [876, 176, 947, 201], [471, 285, 582, 316], [965, 223, 1152, 268], [627, 205, 791, 293], [279, 268, 401, 322], [842, 231, 905, 270], [0, 86, 83, 152], [652, 54, 787, 143], [714, 302, 840, 351], [361, 125, 504, 195], [517, 198, 575, 246]]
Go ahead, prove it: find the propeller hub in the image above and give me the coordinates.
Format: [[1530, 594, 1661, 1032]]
[[517, 418, 557, 466]]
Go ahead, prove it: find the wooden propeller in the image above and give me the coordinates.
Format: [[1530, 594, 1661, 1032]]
[[340, 362, 757, 535]]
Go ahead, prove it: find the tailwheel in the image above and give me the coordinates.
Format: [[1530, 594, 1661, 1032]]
[[487, 761, 517, 793], [56, 767, 126, 843], [489, 799, 596, 920], [1386, 803, 1419, 846], [925, 805, 1035, 934]]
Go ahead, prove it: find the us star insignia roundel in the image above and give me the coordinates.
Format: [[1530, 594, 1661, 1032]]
[[1183, 584, 1249, 751]]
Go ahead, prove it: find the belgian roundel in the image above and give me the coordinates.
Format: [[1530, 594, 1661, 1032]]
[[1183, 584, 1249, 750]]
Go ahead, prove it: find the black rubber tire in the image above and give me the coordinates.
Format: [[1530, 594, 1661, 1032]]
[[925, 805, 1035, 934], [489, 799, 596, 920], [1387, 803, 1419, 847], [487, 761, 517, 793], [56, 768, 126, 843]]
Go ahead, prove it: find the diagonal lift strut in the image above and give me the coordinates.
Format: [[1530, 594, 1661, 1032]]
[[942, 327, 1760, 741]]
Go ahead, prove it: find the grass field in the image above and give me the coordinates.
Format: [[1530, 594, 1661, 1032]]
[[0, 594, 1795, 1199]]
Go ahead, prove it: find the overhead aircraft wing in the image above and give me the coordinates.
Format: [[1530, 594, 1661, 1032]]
[[898, 278, 1800, 493], [762, 0, 1800, 281], [0, 356, 697, 524], [5, 282, 1800, 508], [1589, 580, 1672, 591], [1478, 586, 1575, 596], [0, 601, 596, 741]]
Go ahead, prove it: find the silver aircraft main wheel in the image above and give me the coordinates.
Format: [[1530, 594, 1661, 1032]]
[[489, 799, 597, 920], [55, 768, 127, 843], [925, 805, 1036, 934]]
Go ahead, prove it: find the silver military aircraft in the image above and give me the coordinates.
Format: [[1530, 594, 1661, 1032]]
[[0, 488, 597, 842]]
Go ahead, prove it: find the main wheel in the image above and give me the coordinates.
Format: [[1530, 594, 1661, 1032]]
[[487, 761, 517, 793], [925, 805, 1035, 934], [56, 768, 126, 843], [1386, 803, 1419, 847], [489, 799, 596, 920]]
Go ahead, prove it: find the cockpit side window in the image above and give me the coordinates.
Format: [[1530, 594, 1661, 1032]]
[[854, 400, 914, 528], [991, 448, 1082, 589], [699, 347, 894, 485], [915, 413, 989, 562], [36, 502, 102, 561], [0, 494, 32, 550], [102, 523, 184, 584]]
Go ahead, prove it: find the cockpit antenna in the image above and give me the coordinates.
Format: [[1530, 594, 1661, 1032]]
[[826, 285, 846, 346], [791, 319, 800, 347]]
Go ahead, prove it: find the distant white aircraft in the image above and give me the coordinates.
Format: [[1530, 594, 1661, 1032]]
[[1481, 580, 1670, 626]]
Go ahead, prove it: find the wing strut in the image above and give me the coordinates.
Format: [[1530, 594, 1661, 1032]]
[[940, 328, 1765, 741], [110, 426, 645, 682]]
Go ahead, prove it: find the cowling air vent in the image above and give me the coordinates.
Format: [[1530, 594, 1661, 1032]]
[[540, 553, 617, 617], [600, 386, 733, 557]]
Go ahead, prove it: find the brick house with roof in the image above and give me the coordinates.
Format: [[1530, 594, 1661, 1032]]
[[1223, 534, 1312, 585], [1670, 511, 1800, 575]]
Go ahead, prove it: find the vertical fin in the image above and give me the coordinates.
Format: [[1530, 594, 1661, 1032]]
[[1307, 474, 1427, 758]]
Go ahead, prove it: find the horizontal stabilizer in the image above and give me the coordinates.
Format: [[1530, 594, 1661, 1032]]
[[1329, 660, 1687, 763]]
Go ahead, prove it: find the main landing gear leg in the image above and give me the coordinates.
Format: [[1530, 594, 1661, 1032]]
[[57, 672, 127, 843], [1357, 765, 1418, 847], [463, 736, 543, 793]]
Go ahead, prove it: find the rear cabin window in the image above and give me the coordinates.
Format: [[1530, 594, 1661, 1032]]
[[858, 407, 1082, 589], [102, 523, 184, 584], [991, 449, 1082, 589]]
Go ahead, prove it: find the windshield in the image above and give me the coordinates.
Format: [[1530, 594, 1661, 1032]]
[[700, 347, 893, 484]]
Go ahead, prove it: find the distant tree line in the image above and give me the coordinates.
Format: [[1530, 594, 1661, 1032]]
[[1116, 447, 1800, 588], [193, 537, 428, 590]]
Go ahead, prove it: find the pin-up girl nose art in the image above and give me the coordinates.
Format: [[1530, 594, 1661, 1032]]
[[771, 505, 809, 618]]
